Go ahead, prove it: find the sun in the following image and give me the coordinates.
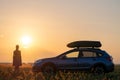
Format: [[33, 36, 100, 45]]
[[21, 35, 32, 48]]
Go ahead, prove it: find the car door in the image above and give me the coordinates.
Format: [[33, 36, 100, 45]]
[[78, 50, 98, 69], [57, 50, 79, 70]]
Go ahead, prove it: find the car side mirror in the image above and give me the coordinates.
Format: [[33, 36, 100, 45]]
[[60, 56, 67, 59]]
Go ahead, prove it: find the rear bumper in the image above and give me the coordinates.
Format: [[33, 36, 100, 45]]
[[105, 64, 114, 72]]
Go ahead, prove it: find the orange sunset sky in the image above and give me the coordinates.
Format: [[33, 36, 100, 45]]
[[0, 0, 120, 64]]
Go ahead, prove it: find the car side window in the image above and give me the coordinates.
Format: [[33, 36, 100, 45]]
[[66, 51, 79, 58], [82, 51, 97, 58]]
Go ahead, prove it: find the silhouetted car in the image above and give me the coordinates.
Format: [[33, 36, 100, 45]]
[[32, 41, 114, 74]]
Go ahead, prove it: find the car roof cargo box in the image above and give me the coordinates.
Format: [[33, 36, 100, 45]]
[[67, 41, 102, 48]]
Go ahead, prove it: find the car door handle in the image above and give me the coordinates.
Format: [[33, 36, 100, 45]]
[[74, 59, 77, 61], [93, 58, 96, 61]]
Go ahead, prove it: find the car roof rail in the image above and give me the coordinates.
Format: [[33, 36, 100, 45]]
[[75, 46, 100, 49]]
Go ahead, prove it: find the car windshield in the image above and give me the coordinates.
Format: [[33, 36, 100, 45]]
[[56, 49, 77, 58]]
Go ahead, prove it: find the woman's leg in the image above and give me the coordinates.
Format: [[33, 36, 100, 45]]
[[15, 66, 19, 71]]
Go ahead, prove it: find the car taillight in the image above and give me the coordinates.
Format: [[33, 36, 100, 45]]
[[106, 56, 113, 62]]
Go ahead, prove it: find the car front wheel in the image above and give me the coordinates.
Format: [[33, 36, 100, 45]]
[[41, 63, 56, 75]]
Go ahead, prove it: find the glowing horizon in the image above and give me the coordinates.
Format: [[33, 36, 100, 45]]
[[0, 0, 120, 64]]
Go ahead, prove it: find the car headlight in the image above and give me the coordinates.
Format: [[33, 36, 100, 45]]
[[33, 60, 42, 66], [36, 60, 42, 63]]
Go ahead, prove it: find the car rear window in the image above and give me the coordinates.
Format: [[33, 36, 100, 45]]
[[97, 53, 102, 57]]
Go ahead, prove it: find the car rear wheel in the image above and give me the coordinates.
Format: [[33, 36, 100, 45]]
[[93, 66, 105, 75]]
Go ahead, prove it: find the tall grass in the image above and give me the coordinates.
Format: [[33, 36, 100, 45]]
[[0, 64, 120, 80]]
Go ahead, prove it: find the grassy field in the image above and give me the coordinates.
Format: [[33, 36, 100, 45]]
[[0, 63, 120, 80]]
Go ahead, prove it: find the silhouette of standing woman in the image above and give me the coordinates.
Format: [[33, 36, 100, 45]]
[[13, 45, 22, 71]]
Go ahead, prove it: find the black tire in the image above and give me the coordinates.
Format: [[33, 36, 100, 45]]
[[93, 66, 105, 75], [41, 63, 56, 75]]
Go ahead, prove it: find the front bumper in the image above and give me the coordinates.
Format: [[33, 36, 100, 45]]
[[32, 65, 42, 72]]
